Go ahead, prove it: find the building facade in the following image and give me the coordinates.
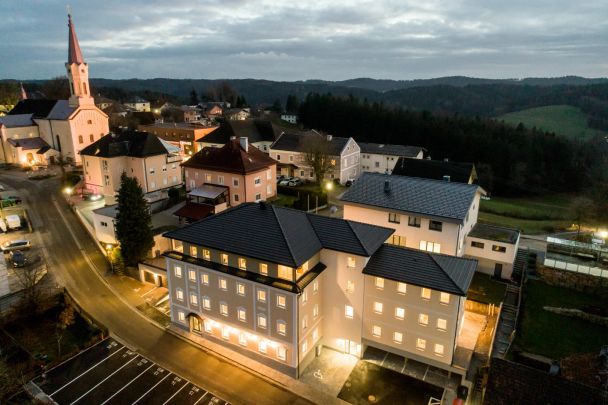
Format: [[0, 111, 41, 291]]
[[197, 119, 280, 153], [138, 122, 218, 156], [359, 143, 425, 174]]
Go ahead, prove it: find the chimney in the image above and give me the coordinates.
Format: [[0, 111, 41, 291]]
[[326, 134, 332, 142], [443, 175, 451, 182], [239, 137, 249, 152], [384, 179, 391, 193]]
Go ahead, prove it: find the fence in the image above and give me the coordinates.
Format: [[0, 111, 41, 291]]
[[543, 258, 608, 279]]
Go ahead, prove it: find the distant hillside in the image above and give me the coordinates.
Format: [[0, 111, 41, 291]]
[[498, 105, 606, 139]]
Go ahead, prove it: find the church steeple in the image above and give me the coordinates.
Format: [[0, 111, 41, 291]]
[[20, 83, 27, 100], [65, 13, 93, 107]]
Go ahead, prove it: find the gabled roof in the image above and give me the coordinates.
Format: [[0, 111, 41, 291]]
[[358, 142, 425, 158], [7, 137, 51, 151], [199, 119, 281, 144], [270, 131, 351, 156], [182, 138, 276, 174], [80, 130, 173, 158], [164, 203, 393, 268], [392, 158, 477, 184], [47, 100, 76, 120], [341, 172, 482, 223], [8, 100, 59, 118], [0, 114, 35, 128], [363, 244, 477, 296]]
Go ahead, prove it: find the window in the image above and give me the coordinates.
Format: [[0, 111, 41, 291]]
[[289, 155, 294, 162], [255, 193, 261, 201], [345, 305, 354, 319], [266, 170, 272, 180], [259, 263, 268, 275], [389, 235, 407, 247], [89, 134, 94, 143], [397, 282, 407, 294], [313, 280, 319, 293], [277, 320, 287, 335], [301, 340, 308, 354], [237, 283, 245, 296], [421, 288, 431, 300], [202, 296, 211, 310], [178, 311, 185, 322], [162, 165, 167, 172], [221, 326, 229, 340], [388, 212, 400, 224], [239, 333, 247, 346], [205, 174, 211, 182], [221, 253, 229, 265], [375, 277, 384, 290], [300, 170, 305, 177], [313, 328, 319, 341], [440, 292, 450, 305], [78, 135, 83, 144], [257, 314, 267, 329], [347, 256, 356, 268], [416, 338, 426, 350], [346, 280, 355, 293], [429, 220, 443, 232], [233, 178, 239, 186], [254, 177, 261, 185], [418, 313, 429, 326], [219, 278, 227, 290], [276, 295, 286, 309], [313, 304, 319, 318], [257, 289, 266, 303], [201, 273, 209, 285], [150, 181, 156, 189], [190, 246, 197, 257], [176, 289, 184, 301], [375, 161, 380, 168], [408, 216, 421, 228], [302, 291, 308, 304], [395, 307, 405, 320], [434, 344, 445, 356], [373, 301, 383, 314], [174, 266, 182, 278], [471, 241, 484, 249], [238, 257, 247, 270], [149, 167, 155, 174], [100, 221, 108, 227], [393, 331, 403, 344], [277, 346, 286, 361], [276, 154, 281, 161], [259, 340, 268, 353], [204, 319, 212, 333], [190, 294, 198, 305], [492, 245, 507, 253], [437, 318, 447, 331], [218, 175, 224, 185], [420, 241, 441, 253], [87, 119, 92, 124], [234, 194, 240, 202], [203, 249, 211, 260], [188, 270, 196, 282], [278, 265, 292, 281], [104, 175, 110, 186], [372, 325, 381, 337], [302, 316, 308, 330], [220, 302, 228, 316], [238, 308, 246, 322]]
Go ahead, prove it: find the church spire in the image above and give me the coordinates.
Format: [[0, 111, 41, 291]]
[[67, 13, 84, 64], [19, 82, 28, 100]]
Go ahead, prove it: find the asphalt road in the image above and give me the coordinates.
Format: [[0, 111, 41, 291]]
[[1, 172, 310, 405]]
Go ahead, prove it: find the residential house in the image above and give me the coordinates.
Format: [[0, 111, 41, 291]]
[[197, 119, 281, 153], [95, 95, 115, 111], [280, 114, 298, 124], [163, 202, 479, 380], [269, 131, 360, 184], [464, 224, 520, 279], [392, 158, 478, 184], [124, 96, 150, 112], [80, 130, 183, 203], [183, 107, 202, 123], [173, 184, 230, 223], [138, 122, 218, 156], [182, 137, 277, 207], [359, 143, 425, 174], [0, 113, 50, 165], [224, 108, 250, 121]]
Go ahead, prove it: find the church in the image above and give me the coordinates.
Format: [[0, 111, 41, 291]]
[[0, 14, 108, 166]]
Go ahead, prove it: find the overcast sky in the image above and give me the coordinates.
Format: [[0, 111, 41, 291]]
[[1, 0, 606, 81]]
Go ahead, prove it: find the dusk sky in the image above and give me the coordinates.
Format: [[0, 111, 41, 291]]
[[1, 0, 606, 81]]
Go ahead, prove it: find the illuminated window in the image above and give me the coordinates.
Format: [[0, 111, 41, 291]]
[[313, 280, 319, 293], [176, 289, 183, 301], [420, 241, 441, 253], [437, 318, 447, 331], [492, 245, 507, 253], [302, 316, 308, 330], [397, 282, 407, 294], [375, 277, 384, 290], [277, 320, 286, 335], [238, 308, 246, 322], [237, 283, 245, 296], [188, 270, 196, 282], [238, 257, 247, 270], [218, 278, 228, 291], [373, 301, 383, 314], [278, 265, 292, 281], [277, 346, 286, 361], [259, 263, 268, 275], [220, 302, 228, 316], [203, 249, 211, 260], [190, 294, 198, 305], [421, 288, 431, 300], [239, 333, 247, 346], [221, 253, 229, 265], [347, 256, 356, 268], [257, 289, 267, 303], [258, 314, 267, 329], [418, 313, 429, 326], [313, 304, 319, 318], [202, 296, 211, 310], [221, 326, 229, 340], [204, 319, 212, 333], [302, 291, 308, 304], [174, 266, 182, 278], [276, 295, 286, 309], [395, 307, 405, 320], [312, 328, 319, 341], [416, 338, 426, 350], [393, 331, 403, 344], [345, 305, 354, 319], [178, 311, 185, 322], [205, 174, 212, 182], [440, 292, 450, 305], [190, 246, 197, 257], [434, 344, 445, 356], [301, 340, 308, 354], [372, 325, 381, 337], [389, 235, 406, 247], [201, 273, 209, 285]]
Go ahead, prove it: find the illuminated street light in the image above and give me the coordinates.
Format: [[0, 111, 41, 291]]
[[63, 187, 73, 195], [325, 181, 333, 191], [599, 230, 608, 239]]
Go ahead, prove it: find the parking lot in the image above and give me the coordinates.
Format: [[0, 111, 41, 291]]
[[32, 338, 229, 405]]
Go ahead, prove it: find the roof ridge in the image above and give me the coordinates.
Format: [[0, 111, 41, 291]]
[[429, 254, 465, 295], [271, 205, 298, 267], [345, 220, 370, 255]]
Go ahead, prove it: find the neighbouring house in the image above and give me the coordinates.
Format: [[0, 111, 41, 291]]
[[464, 224, 520, 279], [182, 107, 202, 123], [197, 119, 281, 153], [102, 102, 129, 118], [0, 113, 51, 165], [95, 95, 115, 111], [163, 202, 479, 381], [201, 103, 224, 119], [182, 137, 277, 207], [358, 142, 425, 174], [280, 114, 298, 124], [173, 184, 229, 223], [1, 14, 109, 166], [224, 108, 250, 121], [392, 157, 478, 184], [269, 131, 360, 184], [80, 130, 183, 203], [138, 122, 218, 157], [124, 96, 151, 112]]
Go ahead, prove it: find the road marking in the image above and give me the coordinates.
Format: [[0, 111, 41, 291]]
[[162, 380, 188, 405], [193, 392, 209, 405], [50, 346, 126, 396], [100, 363, 154, 405], [131, 370, 173, 405], [141, 286, 158, 297], [70, 354, 139, 405]]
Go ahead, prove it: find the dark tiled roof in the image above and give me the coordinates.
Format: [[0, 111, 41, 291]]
[[484, 358, 607, 405], [182, 139, 276, 174], [8, 100, 58, 118], [47, 100, 76, 120], [341, 172, 481, 223], [358, 142, 424, 157], [363, 244, 477, 296], [392, 158, 476, 184], [80, 130, 172, 158], [173, 202, 214, 221], [7, 137, 51, 151], [164, 203, 392, 268], [270, 131, 350, 156], [199, 119, 280, 144], [468, 223, 520, 244], [0, 114, 35, 128]]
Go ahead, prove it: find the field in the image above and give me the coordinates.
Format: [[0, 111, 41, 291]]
[[498, 105, 605, 139]]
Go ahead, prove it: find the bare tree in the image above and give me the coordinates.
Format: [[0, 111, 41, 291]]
[[570, 196, 595, 237], [302, 134, 334, 185], [13, 258, 47, 312], [55, 303, 75, 358]]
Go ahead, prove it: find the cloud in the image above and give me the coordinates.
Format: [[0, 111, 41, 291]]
[[0, 0, 606, 80]]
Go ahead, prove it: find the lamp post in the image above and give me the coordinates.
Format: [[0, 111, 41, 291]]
[[105, 244, 114, 273]]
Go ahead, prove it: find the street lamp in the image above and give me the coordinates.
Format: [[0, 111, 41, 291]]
[[325, 181, 333, 191], [63, 187, 73, 195], [105, 244, 114, 273]]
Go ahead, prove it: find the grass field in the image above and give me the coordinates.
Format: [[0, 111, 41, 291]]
[[499, 105, 605, 139], [513, 280, 608, 359]]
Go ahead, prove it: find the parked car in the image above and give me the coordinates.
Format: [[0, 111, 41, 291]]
[[1, 239, 31, 252], [6, 215, 21, 230], [10, 250, 26, 267], [288, 178, 303, 187], [276, 175, 287, 183], [278, 177, 293, 186]]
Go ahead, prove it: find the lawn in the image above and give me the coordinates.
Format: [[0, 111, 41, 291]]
[[498, 105, 606, 139], [272, 194, 298, 207], [467, 273, 507, 305], [513, 280, 608, 360]]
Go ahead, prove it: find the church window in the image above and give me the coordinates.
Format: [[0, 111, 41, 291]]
[[87, 120, 92, 124], [89, 134, 94, 143], [78, 135, 83, 144], [82, 82, 88, 94]]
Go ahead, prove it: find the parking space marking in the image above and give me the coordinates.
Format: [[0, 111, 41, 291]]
[[162, 380, 189, 405], [193, 392, 210, 405], [50, 346, 126, 397], [131, 371, 173, 405], [100, 363, 154, 405], [70, 354, 140, 405]]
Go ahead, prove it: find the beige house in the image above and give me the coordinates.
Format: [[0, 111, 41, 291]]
[[138, 122, 218, 157], [182, 137, 277, 207], [464, 223, 520, 279], [359, 143, 425, 174], [80, 130, 183, 203], [269, 131, 360, 184], [124, 96, 150, 112]]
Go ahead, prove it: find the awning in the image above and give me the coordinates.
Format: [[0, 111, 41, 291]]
[[188, 184, 228, 200]]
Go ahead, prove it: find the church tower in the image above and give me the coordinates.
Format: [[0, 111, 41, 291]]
[[66, 14, 93, 107]]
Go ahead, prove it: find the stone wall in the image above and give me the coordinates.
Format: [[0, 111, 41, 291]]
[[537, 265, 608, 298]]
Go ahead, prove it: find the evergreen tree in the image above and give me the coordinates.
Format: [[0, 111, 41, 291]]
[[115, 172, 154, 267], [271, 98, 283, 112], [285, 94, 299, 113], [189, 89, 199, 105]]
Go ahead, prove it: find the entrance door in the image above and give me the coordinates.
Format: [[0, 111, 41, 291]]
[[345, 339, 358, 356], [494, 263, 503, 278]]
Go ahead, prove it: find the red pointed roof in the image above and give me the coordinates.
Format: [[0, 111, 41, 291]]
[[67, 14, 85, 64]]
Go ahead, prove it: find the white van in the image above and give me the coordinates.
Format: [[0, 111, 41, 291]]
[[6, 215, 21, 230]]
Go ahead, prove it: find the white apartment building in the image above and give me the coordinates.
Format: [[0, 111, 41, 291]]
[[358, 143, 425, 174]]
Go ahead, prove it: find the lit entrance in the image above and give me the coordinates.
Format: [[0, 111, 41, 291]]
[[345, 339, 360, 356]]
